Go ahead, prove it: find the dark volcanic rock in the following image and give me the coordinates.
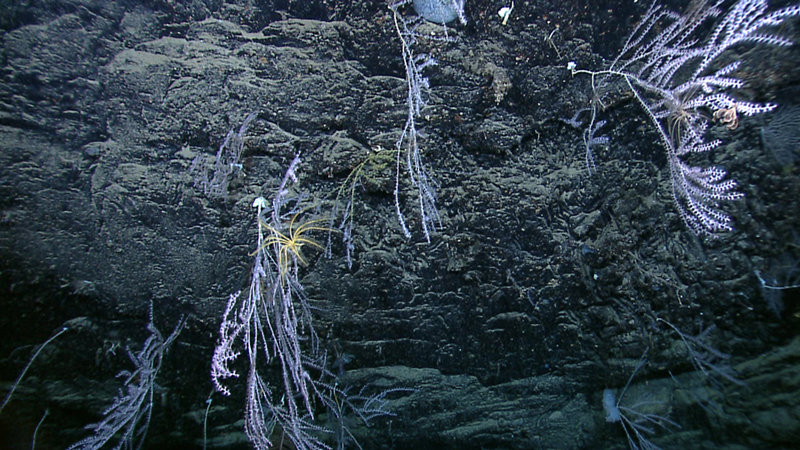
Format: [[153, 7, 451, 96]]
[[1, 1, 799, 449]]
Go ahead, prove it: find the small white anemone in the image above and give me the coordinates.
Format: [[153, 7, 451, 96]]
[[498, 2, 514, 25]]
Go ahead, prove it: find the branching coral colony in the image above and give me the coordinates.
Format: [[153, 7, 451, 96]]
[[211, 155, 396, 450], [322, 2, 465, 265], [570, 0, 800, 235], [69, 309, 184, 450], [388, 0, 466, 242]]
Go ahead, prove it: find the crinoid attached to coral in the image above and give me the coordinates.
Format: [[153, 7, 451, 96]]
[[663, 85, 704, 147], [251, 211, 331, 284]]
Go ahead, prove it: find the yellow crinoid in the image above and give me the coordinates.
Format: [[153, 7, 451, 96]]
[[251, 212, 331, 283]]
